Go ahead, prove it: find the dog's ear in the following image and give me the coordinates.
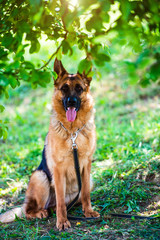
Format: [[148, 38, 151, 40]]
[[54, 58, 68, 78]]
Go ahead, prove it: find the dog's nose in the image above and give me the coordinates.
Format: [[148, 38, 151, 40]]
[[67, 96, 77, 106]]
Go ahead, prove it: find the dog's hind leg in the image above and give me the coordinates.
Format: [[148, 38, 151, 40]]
[[24, 170, 50, 219]]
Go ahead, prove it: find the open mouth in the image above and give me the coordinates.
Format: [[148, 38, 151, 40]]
[[66, 107, 77, 122]]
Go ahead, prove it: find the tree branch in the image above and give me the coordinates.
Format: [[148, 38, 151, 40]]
[[37, 41, 63, 70]]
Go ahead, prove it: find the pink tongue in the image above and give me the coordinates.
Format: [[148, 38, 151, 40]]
[[66, 107, 77, 122]]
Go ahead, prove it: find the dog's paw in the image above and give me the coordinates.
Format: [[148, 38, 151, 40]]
[[84, 210, 100, 218], [26, 209, 48, 219], [56, 219, 71, 231]]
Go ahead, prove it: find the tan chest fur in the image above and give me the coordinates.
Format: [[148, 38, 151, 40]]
[[46, 119, 96, 192]]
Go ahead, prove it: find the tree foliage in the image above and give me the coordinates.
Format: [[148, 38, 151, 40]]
[[0, 0, 160, 138]]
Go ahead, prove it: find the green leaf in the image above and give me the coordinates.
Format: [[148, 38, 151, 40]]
[[2, 128, 8, 140], [2, 33, 14, 48], [0, 128, 3, 138], [128, 72, 139, 85], [31, 83, 38, 89], [96, 53, 111, 62], [137, 57, 151, 69], [18, 21, 31, 34], [140, 78, 150, 88], [19, 69, 29, 81], [6, 61, 20, 72], [49, 0, 56, 11], [29, 40, 41, 54], [67, 32, 77, 45], [0, 105, 5, 113], [42, 72, 51, 83], [52, 71, 57, 80], [0, 47, 8, 58], [0, 74, 9, 86], [8, 76, 18, 89], [62, 40, 73, 55], [41, 15, 55, 28], [29, 70, 51, 87], [78, 59, 92, 74], [38, 81, 47, 87], [30, 70, 40, 83], [149, 62, 160, 82], [4, 89, 9, 99], [120, 0, 131, 21], [39, 71, 51, 86], [22, 62, 34, 69], [94, 59, 105, 67], [33, 6, 43, 24], [29, 0, 42, 9], [86, 16, 103, 32], [62, 40, 70, 55]]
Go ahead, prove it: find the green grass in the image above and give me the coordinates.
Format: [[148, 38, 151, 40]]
[[0, 77, 160, 239]]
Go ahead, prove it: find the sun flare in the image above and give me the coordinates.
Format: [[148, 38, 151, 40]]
[[68, 0, 79, 8]]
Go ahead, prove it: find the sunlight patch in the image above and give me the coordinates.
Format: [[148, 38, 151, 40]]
[[0, 180, 26, 197]]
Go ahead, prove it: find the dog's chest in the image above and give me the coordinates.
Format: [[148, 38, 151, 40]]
[[47, 127, 96, 184], [57, 131, 95, 163]]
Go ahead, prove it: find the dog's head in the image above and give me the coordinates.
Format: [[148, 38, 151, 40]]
[[52, 58, 93, 124]]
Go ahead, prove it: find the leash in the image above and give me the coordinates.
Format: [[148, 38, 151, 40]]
[[59, 122, 84, 213], [60, 124, 98, 221], [108, 213, 159, 220], [67, 140, 81, 212]]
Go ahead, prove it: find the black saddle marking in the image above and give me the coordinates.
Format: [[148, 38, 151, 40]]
[[37, 147, 52, 182]]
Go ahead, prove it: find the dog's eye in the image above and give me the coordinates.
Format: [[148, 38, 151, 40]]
[[75, 84, 83, 94], [61, 84, 69, 93]]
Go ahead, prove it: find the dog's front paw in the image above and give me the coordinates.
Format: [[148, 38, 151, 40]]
[[84, 209, 100, 218], [56, 218, 71, 231]]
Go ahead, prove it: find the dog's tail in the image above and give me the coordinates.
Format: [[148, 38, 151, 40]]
[[0, 205, 25, 223]]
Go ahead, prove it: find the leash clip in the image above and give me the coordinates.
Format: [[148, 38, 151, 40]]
[[71, 132, 78, 149]]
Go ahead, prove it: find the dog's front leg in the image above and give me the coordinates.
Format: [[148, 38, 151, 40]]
[[53, 166, 71, 230], [81, 159, 100, 218]]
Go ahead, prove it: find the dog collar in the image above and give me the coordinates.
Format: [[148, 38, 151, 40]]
[[59, 122, 85, 149]]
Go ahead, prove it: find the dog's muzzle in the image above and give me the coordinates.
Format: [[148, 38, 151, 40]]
[[63, 96, 81, 122]]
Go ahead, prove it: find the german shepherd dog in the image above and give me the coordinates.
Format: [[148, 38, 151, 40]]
[[0, 59, 100, 230]]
